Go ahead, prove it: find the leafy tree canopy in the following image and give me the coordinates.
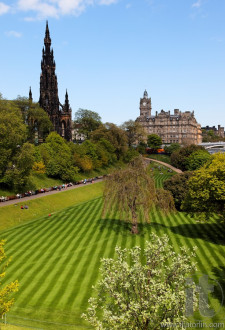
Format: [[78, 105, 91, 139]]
[[91, 123, 128, 160], [164, 143, 181, 155], [103, 156, 174, 234], [74, 108, 102, 139], [202, 129, 225, 142], [82, 234, 197, 329], [164, 172, 193, 210], [38, 132, 78, 181], [182, 153, 225, 221], [170, 144, 205, 171], [0, 97, 35, 191], [136, 141, 147, 154], [121, 119, 146, 146], [13, 96, 53, 142], [147, 134, 162, 150], [186, 150, 211, 171]]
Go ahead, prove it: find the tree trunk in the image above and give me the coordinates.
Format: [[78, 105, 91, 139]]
[[131, 210, 139, 234], [131, 222, 139, 234]]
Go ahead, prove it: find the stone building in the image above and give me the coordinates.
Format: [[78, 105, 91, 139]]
[[136, 90, 202, 145], [32, 21, 72, 141], [201, 125, 224, 138]]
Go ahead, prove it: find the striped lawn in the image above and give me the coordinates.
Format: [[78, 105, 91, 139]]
[[0, 175, 225, 329]]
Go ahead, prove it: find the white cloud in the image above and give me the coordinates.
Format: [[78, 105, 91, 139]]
[[5, 30, 22, 38], [0, 2, 10, 15], [15, 0, 118, 19], [57, 0, 91, 15], [18, 0, 59, 18], [192, 0, 201, 8]]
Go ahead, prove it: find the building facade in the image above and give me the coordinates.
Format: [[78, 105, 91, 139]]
[[201, 125, 225, 139], [37, 22, 72, 141], [136, 90, 202, 145]]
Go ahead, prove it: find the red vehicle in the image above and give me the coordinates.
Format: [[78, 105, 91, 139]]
[[146, 148, 165, 154]]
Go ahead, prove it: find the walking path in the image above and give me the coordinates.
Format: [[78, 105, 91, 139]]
[[145, 157, 183, 173], [0, 158, 181, 208], [0, 179, 103, 208]]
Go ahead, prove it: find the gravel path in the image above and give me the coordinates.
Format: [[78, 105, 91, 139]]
[[145, 157, 183, 173], [0, 179, 103, 208]]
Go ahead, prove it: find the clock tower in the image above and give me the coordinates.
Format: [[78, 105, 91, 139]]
[[140, 89, 152, 119]]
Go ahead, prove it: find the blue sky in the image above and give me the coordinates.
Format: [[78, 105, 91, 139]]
[[0, 0, 224, 127]]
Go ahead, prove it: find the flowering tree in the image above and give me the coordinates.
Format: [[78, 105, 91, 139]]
[[82, 234, 197, 329]]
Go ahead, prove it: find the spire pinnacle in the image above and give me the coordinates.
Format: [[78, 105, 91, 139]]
[[65, 89, 69, 103], [29, 86, 33, 102], [64, 89, 70, 112], [44, 20, 51, 47], [143, 89, 148, 98]]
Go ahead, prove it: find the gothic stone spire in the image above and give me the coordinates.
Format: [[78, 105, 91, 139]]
[[39, 21, 59, 133], [39, 22, 72, 141], [29, 86, 33, 102]]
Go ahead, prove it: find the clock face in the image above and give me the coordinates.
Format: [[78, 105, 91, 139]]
[[143, 102, 147, 106]]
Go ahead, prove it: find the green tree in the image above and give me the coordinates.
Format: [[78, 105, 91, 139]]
[[27, 104, 53, 143], [0, 98, 27, 177], [182, 153, 225, 221], [39, 132, 78, 181], [0, 240, 19, 318], [0, 97, 35, 191], [74, 108, 102, 139], [123, 147, 140, 163], [1, 143, 35, 191], [32, 161, 46, 174], [13, 96, 52, 142], [202, 129, 225, 143], [91, 123, 128, 160], [103, 156, 174, 234], [96, 138, 117, 165], [147, 134, 162, 150], [186, 150, 211, 171], [170, 144, 205, 171], [164, 172, 193, 210], [82, 233, 197, 329], [121, 119, 146, 146], [136, 141, 147, 154], [164, 143, 181, 155]]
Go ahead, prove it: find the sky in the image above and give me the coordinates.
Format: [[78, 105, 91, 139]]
[[0, 0, 225, 127]]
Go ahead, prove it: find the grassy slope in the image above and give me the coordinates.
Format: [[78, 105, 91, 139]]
[[0, 174, 63, 197], [0, 182, 103, 232], [0, 163, 123, 197], [146, 153, 171, 164], [0, 325, 30, 330], [30, 173, 63, 189], [1, 172, 225, 329]]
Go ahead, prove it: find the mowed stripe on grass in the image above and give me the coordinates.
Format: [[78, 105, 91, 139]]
[[1, 174, 225, 329]]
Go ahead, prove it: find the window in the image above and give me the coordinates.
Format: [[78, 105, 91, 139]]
[[62, 122, 65, 137]]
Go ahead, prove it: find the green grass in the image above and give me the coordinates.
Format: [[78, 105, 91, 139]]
[[150, 162, 175, 187], [30, 173, 64, 189], [0, 174, 63, 197], [147, 153, 171, 164], [0, 182, 103, 232], [1, 174, 225, 329], [0, 162, 123, 197]]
